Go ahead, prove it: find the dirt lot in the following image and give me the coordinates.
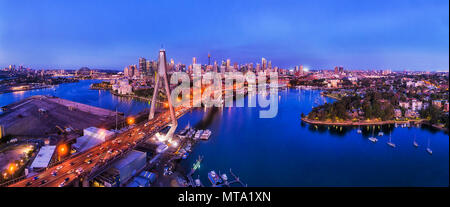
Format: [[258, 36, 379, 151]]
[[0, 95, 122, 137]]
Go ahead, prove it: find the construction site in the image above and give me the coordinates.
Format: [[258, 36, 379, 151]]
[[0, 95, 123, 141]]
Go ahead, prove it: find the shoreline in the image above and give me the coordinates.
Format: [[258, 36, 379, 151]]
[[90, 85, 153, 102], [300, 117, 424, 126], [301, 116, 448, 132], [0, 85, 53, 94]]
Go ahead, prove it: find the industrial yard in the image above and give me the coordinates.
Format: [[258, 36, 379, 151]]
[[0, 95, 122, 139]]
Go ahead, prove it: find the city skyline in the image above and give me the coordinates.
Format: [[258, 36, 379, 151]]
[[0, 0, 448, 71]]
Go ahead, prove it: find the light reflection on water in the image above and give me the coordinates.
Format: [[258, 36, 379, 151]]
[[178, 88, 449, 187]]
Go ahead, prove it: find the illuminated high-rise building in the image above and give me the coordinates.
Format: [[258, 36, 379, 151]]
[[129, 65, 138, 78], [261, 58, 267, 71], [208, 53, 211, 65], [192, 57, 197, 65], [139, 58, 147, 76], [213, 61, 218, 73], [146, 60, 153, 75], [124, 66, 130, 77]]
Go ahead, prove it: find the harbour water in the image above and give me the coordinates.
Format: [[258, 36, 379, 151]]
[[1, 80, 448, 186], [178, 89, 449, 187]]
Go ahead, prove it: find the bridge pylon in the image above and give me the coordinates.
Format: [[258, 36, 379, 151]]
[[149, 49, 178, 136]]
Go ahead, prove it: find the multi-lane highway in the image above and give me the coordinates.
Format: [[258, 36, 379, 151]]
[[10, 105, 192, 187], [10, 84, 236, 187]]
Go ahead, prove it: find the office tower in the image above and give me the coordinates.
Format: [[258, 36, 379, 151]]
[[334, 66, 339, 73], [226, 59, 231, 71], [139, 57, 147, 76], [192, 57, 197, 65], [261, 58, 267, 71], [299, 65, 303, 74], [268, 60, 272, 70], [256, 63, 261, 73], [129, 65, 137, 78], [146, 60, 152, 75], [208, 53, 211, 65], [124, 67, 129, 77], [213, 61, 218, 73]]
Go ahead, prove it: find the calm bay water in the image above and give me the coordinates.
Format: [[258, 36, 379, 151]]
[[0, 80, 149, 116], [178, 89, 449, 187], [1, 80, 448, 186]]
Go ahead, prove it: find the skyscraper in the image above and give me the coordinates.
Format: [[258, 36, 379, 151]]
[[129, 65, 137, 78], [261, 58, 267, 71], [208, 53, 211, 65], [213, 61, 218, 73], [192, 57, 197, 65], [146, 60, 152, 75], [139, 57, 147, 76], [124, 66, 130, 77]]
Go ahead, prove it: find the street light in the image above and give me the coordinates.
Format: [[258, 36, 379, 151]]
[[8, 163, 15, 174], [127, 117, 135, 125], [57, 144, 69, 158]]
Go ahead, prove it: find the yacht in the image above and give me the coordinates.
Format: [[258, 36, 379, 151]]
[[413, 135, 419, 148], [208, 170, 223, 185], [387, 133, 396, 148], [368, 137, 378, 143], [195, 178, 201, 187], [426, 137, 432, 155], [378, 131, 384, 136], [221, 173, 228, 182], [368, 126, 377, 143], [357, 126, 362, 134], [194, 130, 204, 140], [200, 129, 212, 140]]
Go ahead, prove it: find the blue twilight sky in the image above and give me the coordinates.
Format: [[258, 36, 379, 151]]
[[0, 0, 448, 71]]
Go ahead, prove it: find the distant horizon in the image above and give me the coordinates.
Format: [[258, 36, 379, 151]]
[[2, 64, 448, 73], [1, 0, 448, 71]]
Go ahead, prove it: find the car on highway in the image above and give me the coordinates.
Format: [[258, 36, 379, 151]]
[[40, 180, 47, 185], [70, 162, 75, 166], [51, 170, 58, 176], [33, 176, 39, 180], [56, 165, 63, 170], [75, 167, 84, 175], [84, 159, 92, 164], [67, 169, 75, 175], [26, 181, 32, 186], [58, 182, 65, 187]]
